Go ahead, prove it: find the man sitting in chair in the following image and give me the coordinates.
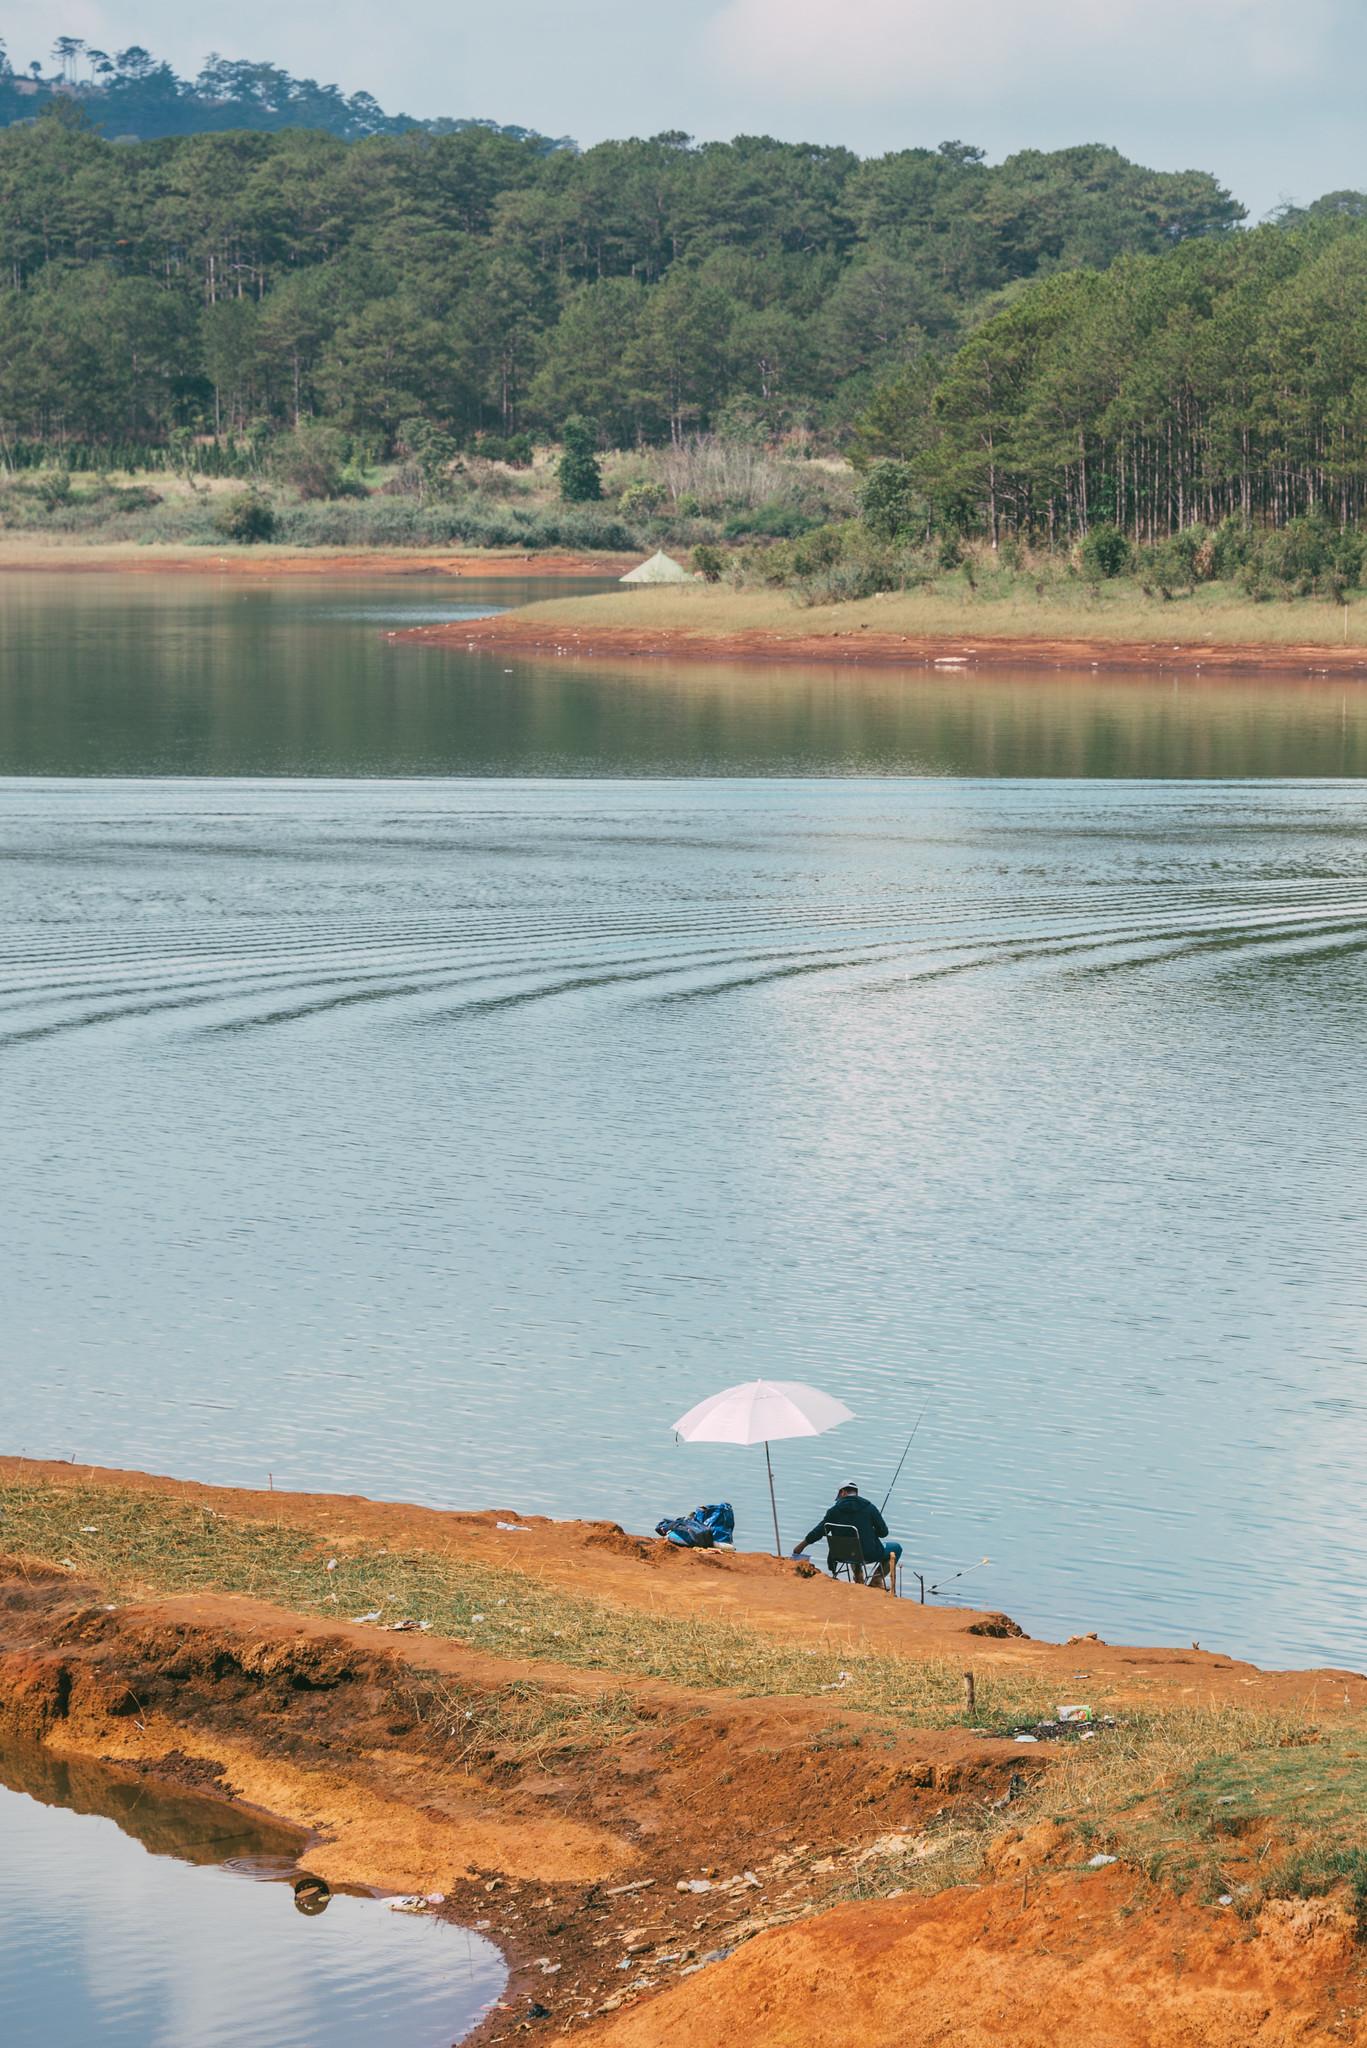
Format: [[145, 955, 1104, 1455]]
[[791, 1482, 903, 1588]]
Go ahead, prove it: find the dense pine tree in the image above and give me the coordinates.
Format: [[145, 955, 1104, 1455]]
[[0, 99, 1246, 455]]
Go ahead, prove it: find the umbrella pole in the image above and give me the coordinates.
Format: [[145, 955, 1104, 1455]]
[[764, 1440, 782, 1557]]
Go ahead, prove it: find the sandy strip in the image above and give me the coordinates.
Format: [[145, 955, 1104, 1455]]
[[401, 611, 1367, 677]]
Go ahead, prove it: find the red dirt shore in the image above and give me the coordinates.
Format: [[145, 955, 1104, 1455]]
[[2, 1459, 1364, 2046], [404, 609, 1367, 677], [0, 543, 632, 578]]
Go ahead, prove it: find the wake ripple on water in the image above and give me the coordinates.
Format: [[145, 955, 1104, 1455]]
[[5, 877, 1367, 1045]]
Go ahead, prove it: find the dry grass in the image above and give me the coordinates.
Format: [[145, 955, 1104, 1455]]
[[502, 581, 1367, 649], [397, 1672, 646, 1770], [0, 1482, 1056, 1729], [857, 1702, 1367, 1925]]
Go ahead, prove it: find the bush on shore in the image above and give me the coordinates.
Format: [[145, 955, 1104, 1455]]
[[731, 510, 1367, 609], [213, 491, 278, 543]]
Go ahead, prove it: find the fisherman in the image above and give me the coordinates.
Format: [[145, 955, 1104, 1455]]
[[790, 1482, 903, 1587]]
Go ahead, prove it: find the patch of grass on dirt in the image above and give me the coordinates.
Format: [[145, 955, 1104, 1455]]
[[497, 579, 1367, 649], [401, 1672, 646, 1770], [1134, 1716, 1367, 1918], [859, 1703, 1367, 1926], [0, 1482, 1055, 1728]]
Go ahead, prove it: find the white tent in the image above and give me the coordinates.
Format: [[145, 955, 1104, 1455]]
[[620, 549, 693, 585]]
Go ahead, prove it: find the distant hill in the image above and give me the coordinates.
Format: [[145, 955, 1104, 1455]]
[[0, 38, 570, 148]]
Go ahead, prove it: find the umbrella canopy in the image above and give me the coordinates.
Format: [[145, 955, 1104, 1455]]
[[672, 1378, 853, 1445], [672, 1379, 853, 1555]]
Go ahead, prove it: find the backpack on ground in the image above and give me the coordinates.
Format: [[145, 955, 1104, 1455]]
[[655, 1501, 735, 1548]]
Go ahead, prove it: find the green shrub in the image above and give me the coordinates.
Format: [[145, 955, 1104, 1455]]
[[1208, 517, 1252, 580], [103, 483, 163, 515], [271, 496, 636, 551], [1231, 516, 1365, 598], [796, 555, 902, 605], [213, 491, 278, 543], [722, 501, 817, 540], [272, 424, 363, 501], [558, 415, 602, 503], [396, 417, 459, 501], [620, 477, 667, 515], [691, 543, 725, 582], [790, 525, 847, 576], [1143, 530, 1205, 595], [1331, 527, 1366, 585], [471, 431, 534, 467], [1080, 523, 1131, 580], [859, 460, 922, 542]]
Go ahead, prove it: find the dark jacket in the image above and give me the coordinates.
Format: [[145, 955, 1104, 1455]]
[[802, 1493, 889, 1567]]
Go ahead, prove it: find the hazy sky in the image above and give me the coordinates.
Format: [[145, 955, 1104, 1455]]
[[12, 0, 1364, 219]]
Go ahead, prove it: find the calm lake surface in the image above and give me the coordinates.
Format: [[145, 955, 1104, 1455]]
[[0, 1730, 504, 2046], [4, 574, 1367, 1672]]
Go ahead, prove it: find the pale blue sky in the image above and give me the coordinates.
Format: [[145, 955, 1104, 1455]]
[[10, 0, 1363, 219]]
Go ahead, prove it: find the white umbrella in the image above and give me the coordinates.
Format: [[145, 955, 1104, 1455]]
[[672, 1378, 854, 1557]]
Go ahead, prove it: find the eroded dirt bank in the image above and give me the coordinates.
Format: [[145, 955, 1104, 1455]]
[[0, 1560, 1029, 2041], [2, 1458, 1365, 2045], [404, 608, 1367, 677]]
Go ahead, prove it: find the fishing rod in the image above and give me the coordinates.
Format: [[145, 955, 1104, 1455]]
[[909, 1556, 991, 1606], [880, 1400, 929, 1516]]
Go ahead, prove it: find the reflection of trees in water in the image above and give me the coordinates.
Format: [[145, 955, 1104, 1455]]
[[0, 1728, 303, 1873]]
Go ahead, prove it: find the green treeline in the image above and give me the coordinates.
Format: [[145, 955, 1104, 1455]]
[[18, 94, 1367, 554], [868, 203, 1367, 542], [2, 38, 561, 145], [0, 107, 1240, 451]]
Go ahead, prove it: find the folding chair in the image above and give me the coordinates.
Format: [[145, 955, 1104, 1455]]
[[824, 1522, 870, 1584]]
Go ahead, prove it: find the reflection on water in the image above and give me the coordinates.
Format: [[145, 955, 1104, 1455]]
[[4, 571, 1367, 776], [0, 1729, 504, 2046], [4, 775, 1367, 1673], [0, 1735, 303, 1872]]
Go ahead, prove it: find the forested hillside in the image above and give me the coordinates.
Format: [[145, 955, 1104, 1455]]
[[0, 38, 559, 145], [0, 105, 1240, 451], [862, 207, 1367, 543]]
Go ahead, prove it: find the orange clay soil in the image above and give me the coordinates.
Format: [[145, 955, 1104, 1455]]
[[0, 541, 631, 578], [582, 1867, 1366, 2048], [2, 1458, 1365, 2046], [404, 606, 1367, 677]]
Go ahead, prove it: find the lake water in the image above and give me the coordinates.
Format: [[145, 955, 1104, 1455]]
[[0, 1729, 504, 2046], [3, 574, 1367, 1674]]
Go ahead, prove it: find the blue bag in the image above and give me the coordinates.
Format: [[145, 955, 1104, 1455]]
[[655, 1502, 735, 1548]]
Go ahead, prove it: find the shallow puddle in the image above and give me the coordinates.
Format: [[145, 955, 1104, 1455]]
[[0, 1731, 505, 2046]]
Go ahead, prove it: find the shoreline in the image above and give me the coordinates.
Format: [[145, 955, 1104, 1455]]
[[404, 606, 1367, 678], [2, 1458, 1365, 2045], [0, 541, 633, 579], [11, 544, 1367, 676]]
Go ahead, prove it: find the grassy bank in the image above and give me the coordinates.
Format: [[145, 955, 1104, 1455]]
[[491, 578, 1367, 651], [3, 1475, 1366, 1936], [0, 1480, 1055, 1728]]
